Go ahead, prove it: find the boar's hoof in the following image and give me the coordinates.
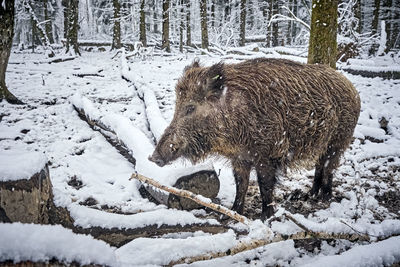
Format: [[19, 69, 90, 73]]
[[261, 206, 275, 221]]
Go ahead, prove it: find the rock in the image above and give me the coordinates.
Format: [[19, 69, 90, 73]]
[[141, 170, 220, 210]]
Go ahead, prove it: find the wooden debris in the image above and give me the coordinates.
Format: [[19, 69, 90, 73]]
[[131, 172, 250, 225]]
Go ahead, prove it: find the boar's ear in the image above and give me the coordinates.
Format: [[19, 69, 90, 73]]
[[183, 58, 201, 73], [205, 62, 225, 100]]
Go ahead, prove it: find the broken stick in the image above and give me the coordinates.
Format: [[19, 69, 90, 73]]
[[130, 172, 250, 225]]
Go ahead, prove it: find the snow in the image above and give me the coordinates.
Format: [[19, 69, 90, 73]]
[[1, 49, 400, 266], [0, 223, 117, 266], [116, 230, 237, 266], [0, 149, 47, 182], [300, 236, 400, 267], [69, 203, 218, 229]]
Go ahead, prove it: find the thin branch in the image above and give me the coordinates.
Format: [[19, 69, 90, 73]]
[[130, 172, 251, 225]]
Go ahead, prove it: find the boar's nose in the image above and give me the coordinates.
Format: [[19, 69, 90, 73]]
[[148, 151, 166, 167]]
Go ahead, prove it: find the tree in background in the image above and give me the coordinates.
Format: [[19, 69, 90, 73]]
[[65, 0, 80, 55], [43, 0, 54, 44], [0, 0, 22, 104], [161, 0, 170, 52], [239, 0, 247, 46], [186, 0, 191, 46], [111, 0, 122, 49], [308, 0, 339, 69], [139, 0, 147, 47], [200, 0, 208, 49]]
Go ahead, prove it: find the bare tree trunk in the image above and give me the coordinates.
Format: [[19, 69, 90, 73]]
[[162, 0, 170, 52], [0, 0, 22, 104], [111, 0, 122, 50], [210, 0, 215, 28], [239, 0, 247, 46], [354, 0, 362, 34], [272, 0, 279, 47], [266, 1, 272, 47], [224, 0, 231, 22], [383, 0, 393, 52], [307, 0, 338, 69], [65, 0, 80, 55], [179, 0, 184, 52], [43, 0, 54, 44], [200, 0, 208, 49], [153, 0, 158, 33], [140, 0, 147, 47], [186, 0, 191, 46], [62, 0, 69, 40], [291, 1, 298, 41], [31, 15, 36, 52], [286, 0, 293, 45], [389, 1, 399, 49], [372, 0, 381, 36]]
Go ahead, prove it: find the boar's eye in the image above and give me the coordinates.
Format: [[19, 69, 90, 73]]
[[185, 105, 195, 116]]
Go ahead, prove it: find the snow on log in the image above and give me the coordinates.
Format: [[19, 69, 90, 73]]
[[301, 236, 400, 267], [71, 94, 220, 210], [0, 223, 117, 266], [0, 149, 51, 224]]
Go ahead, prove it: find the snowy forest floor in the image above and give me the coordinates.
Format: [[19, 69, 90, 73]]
[[1, 48, 400, 266]]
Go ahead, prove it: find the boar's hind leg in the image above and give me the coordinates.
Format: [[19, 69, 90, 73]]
[[311, 144, 343, 200], [256, 160, 279, 220], [231, 161, 252, 214]]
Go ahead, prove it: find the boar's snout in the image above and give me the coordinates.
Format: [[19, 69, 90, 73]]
[[148, 150, 166, 167]]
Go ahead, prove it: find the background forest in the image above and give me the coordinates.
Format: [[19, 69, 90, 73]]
[[13, 0, 400, 57]]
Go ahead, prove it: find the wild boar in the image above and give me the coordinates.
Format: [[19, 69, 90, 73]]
[[149, 58, 361, 220]]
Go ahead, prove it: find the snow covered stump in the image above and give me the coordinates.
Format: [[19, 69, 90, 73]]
[[0, 150, 52, 224]]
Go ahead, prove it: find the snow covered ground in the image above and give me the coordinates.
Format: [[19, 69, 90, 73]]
[[0, 48, 399, 266]]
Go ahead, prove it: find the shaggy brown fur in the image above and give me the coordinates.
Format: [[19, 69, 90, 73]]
[[149, 58, 361, 220]]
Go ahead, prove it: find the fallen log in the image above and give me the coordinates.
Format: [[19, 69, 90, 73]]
[[73, 99, 220, 210], [342, 68, 400, 80]]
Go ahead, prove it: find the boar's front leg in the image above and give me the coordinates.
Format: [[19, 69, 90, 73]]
[[231, 160, 252, 214], [256, 160, 279, 220]]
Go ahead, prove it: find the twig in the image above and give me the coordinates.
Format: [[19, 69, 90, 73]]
[[130, 172, 251, 225]]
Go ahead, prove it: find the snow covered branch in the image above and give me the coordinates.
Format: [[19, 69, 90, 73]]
[[268, 6, 310, 31]]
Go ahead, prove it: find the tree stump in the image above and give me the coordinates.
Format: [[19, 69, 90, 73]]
[[0, 165, 52, 224]]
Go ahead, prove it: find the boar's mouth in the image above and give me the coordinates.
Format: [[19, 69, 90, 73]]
[[148, 143, 184, 167], [148, 150, 169, 167]]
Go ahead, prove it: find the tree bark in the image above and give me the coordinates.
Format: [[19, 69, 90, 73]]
[[65, 0, 80, 55], [354, 0, 362, 34], [153, 0, 158, 33], [161, 0, 170, 52], [186, 0, 191, 46], [286, 0, 293, 45], [291, 1, 297, 42], [0, 0, 22, 104], [307, 0, 339, 69], [139, 0, 147, 47], [31, 15, 36, 52], [179, 0, 184, 52], [372, 0, 381, 36], [272, 0, 279, 47], [239, 0, 247, 46], [43, 0, 54, 44], [111, 0, 122, 50], [62, 0, 69, 40], [382, 0, 393, 52], [200, 0, 208, 49]]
